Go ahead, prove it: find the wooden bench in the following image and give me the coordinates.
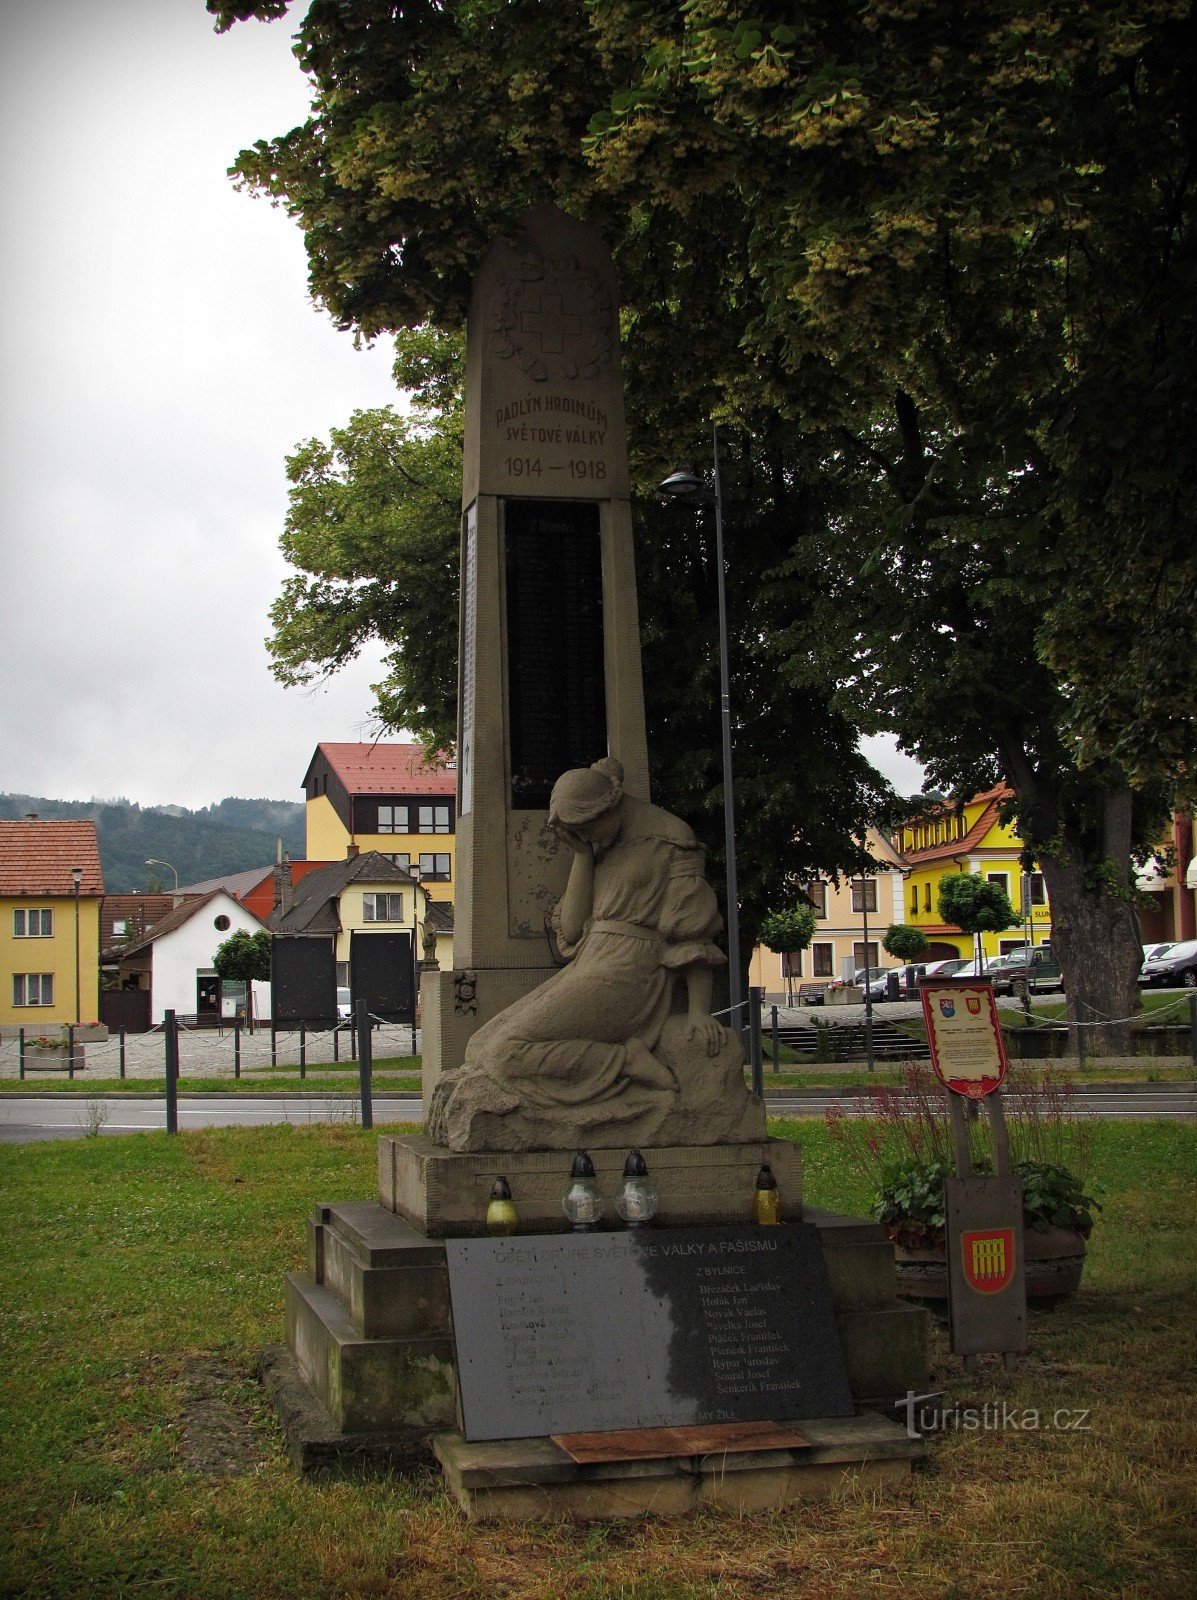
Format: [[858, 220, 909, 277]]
[[797, 981, 832, 1006]]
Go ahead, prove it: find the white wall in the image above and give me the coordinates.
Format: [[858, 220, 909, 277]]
[[148, 893, 270, 1024]]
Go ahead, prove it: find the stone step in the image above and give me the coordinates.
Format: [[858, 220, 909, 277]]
[[433, 1410, 924, 1520]]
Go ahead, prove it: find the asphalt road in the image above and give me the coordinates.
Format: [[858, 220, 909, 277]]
[[1, 1085, 1193, 1142]]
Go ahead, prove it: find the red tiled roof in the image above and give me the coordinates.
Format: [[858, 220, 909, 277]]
[[896, 785, 1014, 867], [311, 742, 456, 796], [0, 819, 104, 896], [101, 894, 175, 949]]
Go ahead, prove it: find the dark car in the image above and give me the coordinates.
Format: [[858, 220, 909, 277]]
[[1138, 938, 1197, 988], [996, 947, 1064, 994]]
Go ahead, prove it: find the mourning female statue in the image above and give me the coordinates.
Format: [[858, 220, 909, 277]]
[[427, 758, 765, 1153]]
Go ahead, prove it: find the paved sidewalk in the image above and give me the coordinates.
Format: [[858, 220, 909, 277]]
[[0, 1020, 422, 1081]]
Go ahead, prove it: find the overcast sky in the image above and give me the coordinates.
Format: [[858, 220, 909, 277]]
[[0, 0, 923, 810]]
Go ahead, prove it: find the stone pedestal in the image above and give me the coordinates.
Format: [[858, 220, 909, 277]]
[[378, 1133, 801, 1237], [264, 1196, 930, 1491]]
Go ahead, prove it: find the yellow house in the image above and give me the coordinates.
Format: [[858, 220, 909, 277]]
[[269, 850, 435, 993], [0, 818, 104, 1028], [302, 743, 457, 908], [892, 784, 1052, 962]]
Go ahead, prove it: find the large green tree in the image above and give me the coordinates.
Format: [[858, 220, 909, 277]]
[[214, 0, 1196, 1045]]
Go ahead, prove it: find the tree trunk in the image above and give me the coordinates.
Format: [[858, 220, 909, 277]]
[[1036, 851, 1142, 1056]]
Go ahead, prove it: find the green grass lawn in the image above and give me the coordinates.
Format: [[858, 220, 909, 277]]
[[2, 1117, 1195, 1598]]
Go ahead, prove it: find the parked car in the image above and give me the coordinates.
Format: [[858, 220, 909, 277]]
[[1141, 943, 1175, 964], [994, 947, 1064, 994], [337, 985, 352, 1020], [945, 956, 1020, 994], [826, 965, 888, 995], [921, 957, 972, 979], [1138, 939, 1197, 989], [869, 962, 928, 999]]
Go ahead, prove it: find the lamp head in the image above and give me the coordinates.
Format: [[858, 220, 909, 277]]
[[658, 469, 705, 500]]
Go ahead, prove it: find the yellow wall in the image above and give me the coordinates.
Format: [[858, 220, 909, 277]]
[[334, 882, 419, 967], [900, 811, 1052, 961], [0, 896, 101, 1027], [305, 795, 349, 860], [304, 796, 456, 906]]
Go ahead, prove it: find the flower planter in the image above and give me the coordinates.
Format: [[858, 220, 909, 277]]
[[72, 1025, 108, 1043], [23, 1045, 74, 1072], [890, 1225, 1087, 1303]]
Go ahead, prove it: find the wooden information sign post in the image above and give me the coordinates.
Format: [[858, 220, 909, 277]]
[[920, 980, 1028, 1367]]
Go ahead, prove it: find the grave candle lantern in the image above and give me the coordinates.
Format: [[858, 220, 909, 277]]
[[615, 1149, 658, 1229], [753, 1164, 781, 1226], [562, 1150, 604, 1231], [486, 1176, 519, 1236]]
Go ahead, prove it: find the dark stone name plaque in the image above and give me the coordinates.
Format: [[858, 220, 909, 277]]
[[446, 1224, 854, 1442], [505, 498, 606, 809]]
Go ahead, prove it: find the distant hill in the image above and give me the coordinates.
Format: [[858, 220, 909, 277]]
[[0, 793, 306, 892]]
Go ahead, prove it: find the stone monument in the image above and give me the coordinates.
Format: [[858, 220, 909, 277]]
[[264, 210, 929, 1512]]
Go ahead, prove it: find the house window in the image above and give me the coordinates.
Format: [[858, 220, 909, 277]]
[[13, 973, 54, 1006], [781, 950, 803, 977], [377, 803, 410, 834], [910, 891, 919, 918], [850, 879, 878, 914], [811, 943, 834, 977], [387, 853, 412, 873], [13, 909, 53, 937], [362, 893, 404, 922], [112, 919, 128, 938], [417, 803, 451, 834], [923, 883, 932, 913], [419, 853, 452, 883], [987, 872, 1009, 898], [1027, 872, 1047, 906], [336, 961, 349, 987], [853, 942, 880, 970], [805, 883, 828, 918], [214, 914, 231, 931]]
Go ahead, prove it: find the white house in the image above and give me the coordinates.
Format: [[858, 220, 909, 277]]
[[105, 890, 271, 1025]]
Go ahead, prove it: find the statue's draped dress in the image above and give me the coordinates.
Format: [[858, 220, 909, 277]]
[[461, 797, 725, 1108]]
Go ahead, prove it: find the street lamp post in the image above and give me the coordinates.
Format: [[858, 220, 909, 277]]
[[71, 865, 82, 1024], [858, 873, 875, 1075], [145, 858, 179, 893], [660, 425, 743, 1037]]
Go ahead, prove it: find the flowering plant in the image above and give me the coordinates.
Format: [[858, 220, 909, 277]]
[[826, 1062, 1100, 1246]]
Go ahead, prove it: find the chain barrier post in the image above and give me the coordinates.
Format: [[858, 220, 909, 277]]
[[770, 1004, 780, 1076], [748, 985, 764, 1098], [355, 1000, 373, 1131], [1076, 1004, 1087, 1073], [234, 1019, 241, 1080], [18, 1027, 25, 1081], [270, 1021, 277, 1070], [164, 1009, 179, 1135], [299, 1020, 306, 1081], [67, 1024, 75, 1080], [119, 1026, 126, 1080], [333, 1021, 339, 1064]]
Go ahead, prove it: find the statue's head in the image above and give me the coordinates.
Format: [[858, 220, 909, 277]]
[[548, 757, 625, 831]]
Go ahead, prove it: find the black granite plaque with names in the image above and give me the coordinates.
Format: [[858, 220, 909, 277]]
[[446, 1224, 854, 1443], [505, 498, 606, 809]]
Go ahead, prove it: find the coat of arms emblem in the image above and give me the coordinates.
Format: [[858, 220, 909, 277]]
[[961, 1228, 1016, 1294]]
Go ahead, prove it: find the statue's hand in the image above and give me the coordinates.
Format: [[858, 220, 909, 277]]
[[686, 1016, 725, 1057], [553, 823, 593, 856]]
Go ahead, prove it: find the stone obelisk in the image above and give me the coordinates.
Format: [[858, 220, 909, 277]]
[[421, 207, 649, 1108]]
